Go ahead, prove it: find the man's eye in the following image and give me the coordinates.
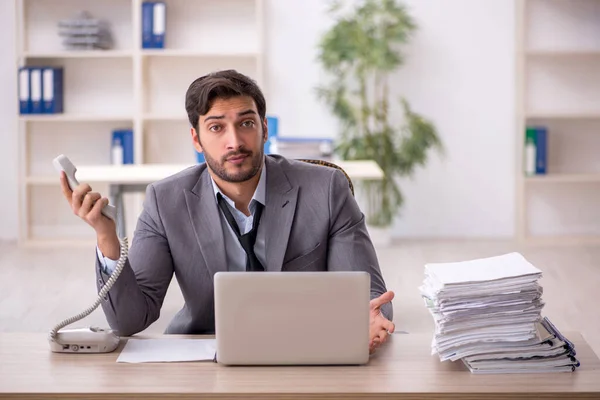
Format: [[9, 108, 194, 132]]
[[241, 120, 255, 128], [209, 125, 221, 132]]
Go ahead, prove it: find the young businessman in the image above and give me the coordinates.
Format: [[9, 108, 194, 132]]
[[60, 70, 395, 354]]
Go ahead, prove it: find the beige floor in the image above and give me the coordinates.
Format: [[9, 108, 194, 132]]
[[1, 238, 599, 355]]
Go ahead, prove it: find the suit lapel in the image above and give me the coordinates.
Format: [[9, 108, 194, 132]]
[[263, 157, 298, 272], [184, 169, 228, 277]]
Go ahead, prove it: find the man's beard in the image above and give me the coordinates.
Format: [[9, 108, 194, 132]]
[[203, 146, 263, 183]]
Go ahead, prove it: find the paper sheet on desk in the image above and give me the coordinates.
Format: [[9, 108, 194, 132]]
[[116, 339, 216, 363]]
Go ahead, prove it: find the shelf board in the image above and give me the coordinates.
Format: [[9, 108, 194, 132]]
[[523, 234, 600, 246], [22, 50, 133, 59], [143, 114, 189, 122], [20, 114, 134, 122], [26, 176, 58, 185], [526, 49, 600, 57], [525, 112, 600, 120], [525, 174, 600, 183], [21, 238, 98, 248], [141, 49, 259, 58]]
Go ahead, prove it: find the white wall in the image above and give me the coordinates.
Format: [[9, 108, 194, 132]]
[[389, 0, 516, 237], [264, 0, 338, 140], [266, 0, 516, 238], [0, 0, 18, 241], [0, 0, 516, 241]]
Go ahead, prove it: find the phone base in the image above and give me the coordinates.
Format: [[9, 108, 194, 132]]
[[49, 327, 120, 353]]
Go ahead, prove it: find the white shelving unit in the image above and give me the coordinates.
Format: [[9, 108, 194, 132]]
[[516, 0, 600, 245], [15, 0, 265, 245]]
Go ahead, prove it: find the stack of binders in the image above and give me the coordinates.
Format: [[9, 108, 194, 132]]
[[18, 67, 64, 114], [419, 252, 580, 374], [142, 2, 166, 49]]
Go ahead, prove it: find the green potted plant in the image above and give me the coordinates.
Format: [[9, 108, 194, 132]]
[[316, 0, 443, 245]]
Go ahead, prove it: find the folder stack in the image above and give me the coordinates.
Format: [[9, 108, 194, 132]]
[[58, 11, 113, 50], [18, 67, 64, 114], [419, 252, 580, 374]]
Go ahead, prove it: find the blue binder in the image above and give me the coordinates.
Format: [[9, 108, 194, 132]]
[[111, 130, 124, 164], [18, 67, 31, 114], [42, 67, 64, 114], [534, 126, 547, 175], [265, 115, 278, 154], [122, 129, 134, 164], [30, 68, 43, 114], [112, 129, 134, 164], [142, 2, 154, 49], [152, 2, 166, 48]]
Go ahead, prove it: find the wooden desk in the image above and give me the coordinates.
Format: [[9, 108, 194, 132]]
[[1, 332, 599, 399]]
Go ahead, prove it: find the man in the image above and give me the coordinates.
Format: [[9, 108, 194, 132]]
[[60, 70, 395, 354]]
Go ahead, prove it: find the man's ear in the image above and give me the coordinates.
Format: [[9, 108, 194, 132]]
[[191, 127, 203, 153], [262, 117, 269, 143]]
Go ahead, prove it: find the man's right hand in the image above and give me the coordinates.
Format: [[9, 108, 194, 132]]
[[60, 171, 120, 259]]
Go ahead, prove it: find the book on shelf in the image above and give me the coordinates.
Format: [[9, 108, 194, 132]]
[[142, 2, 166, 49], [524, 126, 547, 176], [18, 67, 64, 115], [18, 67, 30, 114], [111, 129, 134, 165], [42, 68, 64, 114], [30, 68, 42, 114]]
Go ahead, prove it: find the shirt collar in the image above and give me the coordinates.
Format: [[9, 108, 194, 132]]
[[210, 158, 267, 208]]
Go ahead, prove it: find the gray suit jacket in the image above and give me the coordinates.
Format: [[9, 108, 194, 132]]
[[96, 155, 392, 336]]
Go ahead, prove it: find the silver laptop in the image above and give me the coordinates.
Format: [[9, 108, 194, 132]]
[[214, 271, 370, 365]]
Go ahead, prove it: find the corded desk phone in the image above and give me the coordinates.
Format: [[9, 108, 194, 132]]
[[48, 155, 128, 353]]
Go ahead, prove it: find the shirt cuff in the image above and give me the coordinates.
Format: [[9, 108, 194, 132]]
[[96, 246, 118, 275]]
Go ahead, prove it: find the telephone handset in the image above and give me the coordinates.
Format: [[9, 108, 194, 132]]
[[53, 154, 118, 221], [48, 155, 128, 353]]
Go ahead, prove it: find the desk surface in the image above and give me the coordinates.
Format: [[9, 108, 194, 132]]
[[1, 332, 599, 399], [70, 159, 383, 185]]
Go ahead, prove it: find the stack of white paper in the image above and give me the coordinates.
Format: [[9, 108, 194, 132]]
[[419, 252, 580, 374]]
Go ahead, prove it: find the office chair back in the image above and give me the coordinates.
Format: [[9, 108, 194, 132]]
[[297, 159, 354, 196]]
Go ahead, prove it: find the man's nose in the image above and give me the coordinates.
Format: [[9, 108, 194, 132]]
[[225, 126, 243, 150]]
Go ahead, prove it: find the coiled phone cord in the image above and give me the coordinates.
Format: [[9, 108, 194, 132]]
[[48, 237, 129, 343]]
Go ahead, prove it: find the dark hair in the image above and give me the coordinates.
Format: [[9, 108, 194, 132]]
[[185, 69, 267, 132]]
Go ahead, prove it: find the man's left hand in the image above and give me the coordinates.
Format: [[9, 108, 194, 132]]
[[369, 291, 395, 354]]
